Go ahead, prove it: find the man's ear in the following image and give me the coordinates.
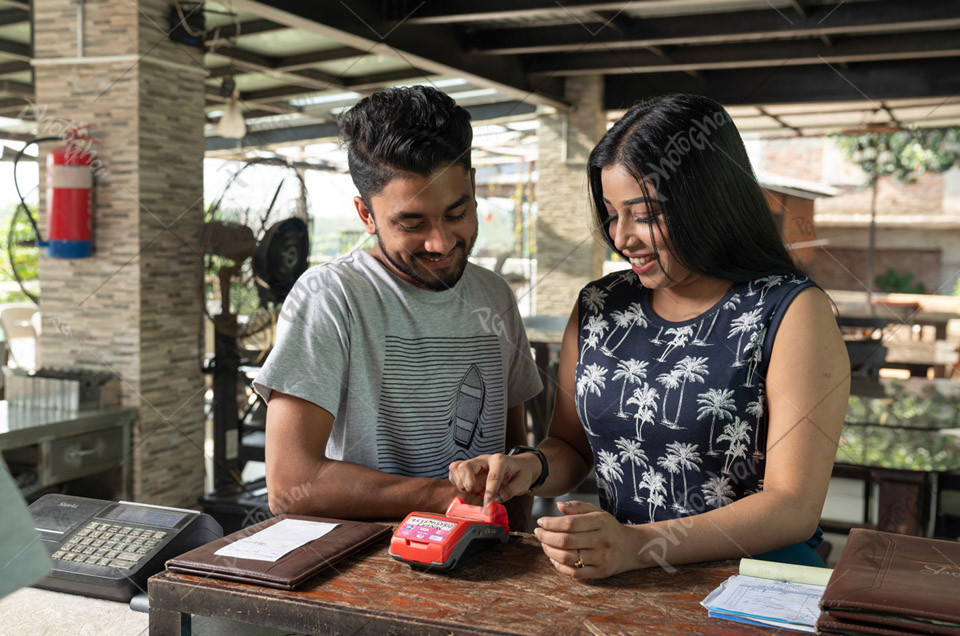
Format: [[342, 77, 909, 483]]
[[354, 196, 377, 235]]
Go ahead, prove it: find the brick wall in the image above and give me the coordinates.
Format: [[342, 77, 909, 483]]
[[808, 248, 942, 293], [761, 137, 956, 294], [762, 137, 823, 183], [535, 76, 607, 317], [764, 191, 816, 266], [816, 172, 945, 217], [34, 0, 206, 507]]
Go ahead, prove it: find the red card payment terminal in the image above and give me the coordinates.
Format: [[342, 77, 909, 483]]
[[389, 498, 509, 571]]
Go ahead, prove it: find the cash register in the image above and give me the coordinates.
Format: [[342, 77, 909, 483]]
[[28, 494, 222, 601]]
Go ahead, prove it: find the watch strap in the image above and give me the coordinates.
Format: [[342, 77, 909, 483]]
[[507, 445, 549, 493]]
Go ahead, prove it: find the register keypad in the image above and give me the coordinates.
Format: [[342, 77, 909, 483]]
[[51, 522, 166, 570]]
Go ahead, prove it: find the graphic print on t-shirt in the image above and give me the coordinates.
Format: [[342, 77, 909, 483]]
[[378, 335, 506, 478], [453, 364, 484, 448]]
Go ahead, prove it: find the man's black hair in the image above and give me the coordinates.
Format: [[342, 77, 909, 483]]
[[338, 85, 473, 203]]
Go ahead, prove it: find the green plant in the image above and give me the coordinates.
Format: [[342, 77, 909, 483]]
[[0, 203, 40, 302], [841, 382, 960, 472], [831, 128, 960, 185], [874, 268, 926, 294]]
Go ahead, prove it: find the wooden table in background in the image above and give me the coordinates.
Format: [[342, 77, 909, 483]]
[[149, 533, 765, 635]]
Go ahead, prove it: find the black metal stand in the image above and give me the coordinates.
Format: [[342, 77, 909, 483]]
[[212, 323, 241, 490]]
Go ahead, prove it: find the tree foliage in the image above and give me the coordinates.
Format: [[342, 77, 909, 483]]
[[0, 203, 39, 304], [831, 128, 960, 185]]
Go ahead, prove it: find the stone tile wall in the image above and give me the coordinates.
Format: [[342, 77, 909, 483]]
[[535, 76, 607, 317], [34, 0, 206, 507]]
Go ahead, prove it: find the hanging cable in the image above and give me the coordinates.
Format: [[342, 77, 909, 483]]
[[12, 136, 60, 242]]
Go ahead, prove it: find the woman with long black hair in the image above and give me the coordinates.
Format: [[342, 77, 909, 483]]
[[449, 94, 849, 579]]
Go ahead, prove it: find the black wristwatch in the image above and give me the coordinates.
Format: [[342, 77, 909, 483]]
[[508, 445, 549, 493]]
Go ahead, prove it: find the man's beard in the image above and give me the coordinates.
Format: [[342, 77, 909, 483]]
[[376, 231, 473, 291]]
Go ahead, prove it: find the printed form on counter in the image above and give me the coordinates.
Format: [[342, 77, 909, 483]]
[[701, 559, 831, 633]]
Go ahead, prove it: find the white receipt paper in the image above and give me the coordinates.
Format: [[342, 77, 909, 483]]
[[214, 519, 340, 562]]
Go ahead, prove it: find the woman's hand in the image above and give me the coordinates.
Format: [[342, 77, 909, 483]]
[[534, 500, 636, 580], [448, 452, 542, 505]]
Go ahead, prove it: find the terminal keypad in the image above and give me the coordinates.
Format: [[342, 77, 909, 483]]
[[51, 522, 166, 571]]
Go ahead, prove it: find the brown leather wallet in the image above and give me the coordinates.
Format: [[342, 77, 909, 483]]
[[817, 528, 960, 635], [165, 514, 391, 589]]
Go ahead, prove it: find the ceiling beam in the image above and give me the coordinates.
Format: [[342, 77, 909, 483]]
[[240, 83, 319, 102], [206, 121, 340, 150], [0, 60, 29, 77], [205, 85, 301, 115], [273, 47, 365, 72], [227, 0, 567, 109], [604, 59, 960, 109], [0, 37, 30, 61], [343, 68, 427, 92], [204, 99, 539, 149], [205, 18, 286, 46], [0, 78, 32, 97], [237, 67, 431, 104], [207, 46, 275, 72], [527, 31, 960, 75], [0, 95, 27, 116], [468, 0, 960, 55], [788, 0, 808, 19], [205, 103, 292, 122], [401, 0, 739, 25], [0, 8, 28, 27], [756, 106, 803, 136], [209, 46, 350, 91], [207, 46, 365, 79]]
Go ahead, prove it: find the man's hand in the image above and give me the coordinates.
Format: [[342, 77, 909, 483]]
[[534, 500, 634, 580], [448, 452, 542, 506]]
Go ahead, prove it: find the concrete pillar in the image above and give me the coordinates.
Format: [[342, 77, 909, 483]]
[[535, 76, 607, 317], [33, 0, 206, 507]]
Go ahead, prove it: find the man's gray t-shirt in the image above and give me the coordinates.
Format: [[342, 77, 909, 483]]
[[254, 250, 543, 479]]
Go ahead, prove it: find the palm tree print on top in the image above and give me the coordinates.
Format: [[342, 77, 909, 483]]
[[718, 416, 752, 475], [626, 383, 658, 440], [575, 269, 817, 524], [703, 475, 735, 508], [581, 285, 608, 314], [728, 308, 762, 367], [613, 359, 649, 418], [664, 441, 702, 514], [576, 363, 607, 436], [615, 437, 647, 502], [697, 388, 736, 456], [580, 314, 609, 363]]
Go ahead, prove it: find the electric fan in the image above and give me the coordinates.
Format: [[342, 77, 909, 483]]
[[202, 155, 310, 490]]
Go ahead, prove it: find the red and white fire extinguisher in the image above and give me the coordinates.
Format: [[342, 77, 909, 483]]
[[44, 131, 96, 258]]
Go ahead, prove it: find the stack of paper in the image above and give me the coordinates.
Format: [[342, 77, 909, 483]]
[[701, 559, 832, 633]]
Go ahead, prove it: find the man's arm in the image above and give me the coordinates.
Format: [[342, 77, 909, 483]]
[[265, 391, 462, 518]]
